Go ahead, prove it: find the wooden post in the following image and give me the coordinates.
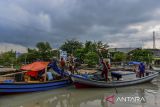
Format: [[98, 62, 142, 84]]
[[44, 67, 47, 82]]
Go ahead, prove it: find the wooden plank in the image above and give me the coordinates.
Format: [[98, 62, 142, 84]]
[[0, 68, 16, 72], [44, 67, 47, 82], [0, 71, 27, 77], [0, 76, 14, 82]]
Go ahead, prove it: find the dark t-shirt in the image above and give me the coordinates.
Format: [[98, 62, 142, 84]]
[[139, 64, 145, 72]]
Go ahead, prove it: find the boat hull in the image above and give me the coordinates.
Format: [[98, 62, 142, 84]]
[[0, 79, 71, 94], [152, 66, 160, 71], [71, 72, 159, 88]]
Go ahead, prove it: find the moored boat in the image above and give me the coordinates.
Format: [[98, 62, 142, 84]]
[[71, 70, 159, 88], [0, 79, 70, 94], [0, 61, 71, 94]]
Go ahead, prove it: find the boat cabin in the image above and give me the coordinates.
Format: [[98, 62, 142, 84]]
[[0, 61, 64, 83], [111, 71, 136, 80]]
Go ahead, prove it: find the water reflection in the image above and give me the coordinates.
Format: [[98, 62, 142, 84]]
[[0, 78, 160, 107]]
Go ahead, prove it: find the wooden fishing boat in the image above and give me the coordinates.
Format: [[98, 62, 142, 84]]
[[0, 61, 71, 94], [0, 79, 70, 94], [71, 70, 159, 88]]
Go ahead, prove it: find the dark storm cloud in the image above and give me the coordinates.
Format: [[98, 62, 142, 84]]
[[0, 0, 160, 48]]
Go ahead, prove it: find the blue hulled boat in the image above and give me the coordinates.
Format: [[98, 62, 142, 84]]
[[0, 61, 71, 94], [0, 79, 70, 94]]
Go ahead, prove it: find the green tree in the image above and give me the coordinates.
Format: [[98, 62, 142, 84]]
[[24, 48, 38, 63], [36, 42, 52, 52], [0, 42, 58, 66], [23, 42, 54, 62], [112, 52, 126, 62], [0, 50, 16, 66], [60, 39, 83, 54], [95, 41, 109, 58], [74, 41, 109, 66], [74, 48, 85, 60], [96, 41, 109, 50], [84, 41, 96, 53], [84, 52, 99, 67], [17, 53, 28, 64], [128, 49, 153, 63]]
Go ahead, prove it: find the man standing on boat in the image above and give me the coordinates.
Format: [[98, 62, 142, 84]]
[[139, 62, 145, 78], [101, 58, 109, 81], [60, 57, 66, 77], [67, 54, 76, 74]]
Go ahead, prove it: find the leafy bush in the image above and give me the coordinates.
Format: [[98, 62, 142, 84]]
[[84, 52, 99, 67]]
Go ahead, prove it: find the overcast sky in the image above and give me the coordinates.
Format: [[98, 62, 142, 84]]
[[0, 0, 160, 52]]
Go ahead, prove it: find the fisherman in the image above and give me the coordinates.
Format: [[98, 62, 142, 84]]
[[73, 60, 79, 74], [138, 62, 145, 78], [60, 57, 65, 77], [68, 54, 75, 74], [101, 58, 109, 81], [105, 60, 111, 70], [133, 65, 139, 77]]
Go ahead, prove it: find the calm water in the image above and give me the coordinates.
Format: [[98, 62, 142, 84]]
[[1, 76, 160, 107]]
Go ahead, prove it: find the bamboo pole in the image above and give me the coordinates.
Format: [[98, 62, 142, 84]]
[[44, 67, 47, 82], [0, 71, 28, 77]]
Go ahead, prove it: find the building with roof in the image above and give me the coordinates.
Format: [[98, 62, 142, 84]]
[[108, 47, 141, 53]]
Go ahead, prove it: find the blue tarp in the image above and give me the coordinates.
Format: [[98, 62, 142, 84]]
[[128, 61, 141, 65], [47, 72, 54, 80], [49, 61, 70, 76]]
